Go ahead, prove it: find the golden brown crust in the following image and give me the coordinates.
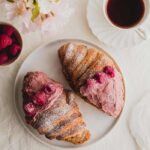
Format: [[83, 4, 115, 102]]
[[64, 130, 91, 144], [58, 43, 116, 91], [72, 48, 97, 82], [39, 90, 90, 144], [67, 45, 87, 73]]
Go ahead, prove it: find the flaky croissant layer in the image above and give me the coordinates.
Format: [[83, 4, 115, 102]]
[[58, 43, 125, 118], [22, 71, 90, 144]]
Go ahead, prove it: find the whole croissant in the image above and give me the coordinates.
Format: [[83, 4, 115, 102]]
[[58, 43, 125, 118], [22, 71, 90, 144]]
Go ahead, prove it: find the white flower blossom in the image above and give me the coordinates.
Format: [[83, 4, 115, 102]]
[[1, 0, 73, 33]]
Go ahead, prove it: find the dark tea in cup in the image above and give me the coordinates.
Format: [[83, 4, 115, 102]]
[[106, 0, 145, 28]]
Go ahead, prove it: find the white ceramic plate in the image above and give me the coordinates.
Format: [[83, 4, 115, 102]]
[[14, 39, 123, 149], [87, 0, 150, 48]]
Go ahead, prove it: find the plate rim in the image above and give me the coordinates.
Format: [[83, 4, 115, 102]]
[[13, 38, 126, 150]]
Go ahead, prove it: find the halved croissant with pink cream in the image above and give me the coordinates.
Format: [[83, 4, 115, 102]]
[[22, 71, 90, 144], [58, 43, 125, 118]]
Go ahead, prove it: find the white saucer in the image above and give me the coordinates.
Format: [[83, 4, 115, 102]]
[[14, 39, 123, 149], [87, 0, 150, 48]]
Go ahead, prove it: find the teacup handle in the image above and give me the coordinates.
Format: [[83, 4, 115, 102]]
[[135, 27, 148, 40]]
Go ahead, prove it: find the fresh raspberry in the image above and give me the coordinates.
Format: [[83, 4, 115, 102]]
[[9, 44, 21, 56], [2, 26, 15, 36], [43, 83, 56, 94], [0, 34, 12, 50], [23, 102, 36, 117], [103, 66, 115, 78], [33, 91, 47, 106], [0, 53, 8, 65], [93, 72, 107, 84]]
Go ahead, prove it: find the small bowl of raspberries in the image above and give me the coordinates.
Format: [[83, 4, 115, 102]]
[[0, 23, 22, 66]]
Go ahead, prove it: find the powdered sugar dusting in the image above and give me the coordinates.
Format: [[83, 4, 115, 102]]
[[38, 105, 72, 129], [65, 43, 75, 60], [70, 49, 87, 70]]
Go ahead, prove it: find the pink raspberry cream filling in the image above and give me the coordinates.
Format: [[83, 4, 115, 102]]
[[80, 66, 124, 117], [23, 82, 63, 118]]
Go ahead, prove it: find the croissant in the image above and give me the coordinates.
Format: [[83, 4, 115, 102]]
[[22, 71, 90, 144], [58, 43, 125, 118]]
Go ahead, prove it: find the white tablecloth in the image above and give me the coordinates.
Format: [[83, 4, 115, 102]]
[[0, 0, 149, 149]]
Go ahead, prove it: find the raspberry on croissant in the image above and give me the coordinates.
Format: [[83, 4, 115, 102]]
[[22, 71, 90, 144], [58, 43, 125, 118]]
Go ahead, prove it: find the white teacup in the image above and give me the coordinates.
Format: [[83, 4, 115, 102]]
[[103, 0, 150, 40]]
